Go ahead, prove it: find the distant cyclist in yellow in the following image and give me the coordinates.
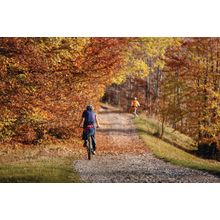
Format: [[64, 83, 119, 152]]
[[131, 97, 140, 116]]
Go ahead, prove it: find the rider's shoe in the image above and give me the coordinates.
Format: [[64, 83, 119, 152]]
[[92, 150, 96, 155]]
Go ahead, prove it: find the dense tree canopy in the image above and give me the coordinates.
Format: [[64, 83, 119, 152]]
[[0, 37, 130, 143]]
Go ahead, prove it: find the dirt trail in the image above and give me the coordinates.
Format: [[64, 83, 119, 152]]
[[74, 106, 220, 183]]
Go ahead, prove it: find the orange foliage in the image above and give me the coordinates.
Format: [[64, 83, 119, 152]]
[[0, 37, 129, 144]]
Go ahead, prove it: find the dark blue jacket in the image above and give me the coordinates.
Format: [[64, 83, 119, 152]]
[[82, 110, 96, 128]]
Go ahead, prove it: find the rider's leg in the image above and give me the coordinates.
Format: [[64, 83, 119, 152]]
[[91, 135, 96, 151], [134, 107, 137, 116], [82, 130, 88, 147], [90, 128, 96, 151]]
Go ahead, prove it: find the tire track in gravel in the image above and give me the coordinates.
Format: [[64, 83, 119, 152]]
[[74, 106, 220, 183]]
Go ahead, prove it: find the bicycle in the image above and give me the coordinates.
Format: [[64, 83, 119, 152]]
[[79, 124, 99, 160]]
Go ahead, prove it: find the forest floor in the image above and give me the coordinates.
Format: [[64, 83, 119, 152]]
[[75, 105, 220, 183]]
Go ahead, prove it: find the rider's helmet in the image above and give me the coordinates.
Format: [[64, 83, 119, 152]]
[[86, 105, 93, 111], [134, 97, 137, 100]]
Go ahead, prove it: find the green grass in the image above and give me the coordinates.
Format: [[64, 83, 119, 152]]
[[0, 157, 81, 183], [0, 139, 83, 183], [134, 115, 220, 174]]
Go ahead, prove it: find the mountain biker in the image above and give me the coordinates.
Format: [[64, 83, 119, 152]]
[[78, 105, 100, 155], [131, 97, 140, 116]]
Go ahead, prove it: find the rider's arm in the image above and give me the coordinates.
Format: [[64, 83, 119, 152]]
[[78, 117, 84, 127], [79, 110, 86, 127]]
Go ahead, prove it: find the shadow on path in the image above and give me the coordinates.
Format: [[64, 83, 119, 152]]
[[98, 128, 136, 134], [99, 110, 124, 114]]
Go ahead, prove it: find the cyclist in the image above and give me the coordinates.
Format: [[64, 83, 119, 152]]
[[78, 105, 100, 155], [131, 97, 140, 116]]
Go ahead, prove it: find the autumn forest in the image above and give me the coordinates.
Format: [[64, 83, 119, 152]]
[[0, 37, 220, 160]]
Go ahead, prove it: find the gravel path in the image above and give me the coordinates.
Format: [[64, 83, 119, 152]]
[[74, 106, 220, 183]]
